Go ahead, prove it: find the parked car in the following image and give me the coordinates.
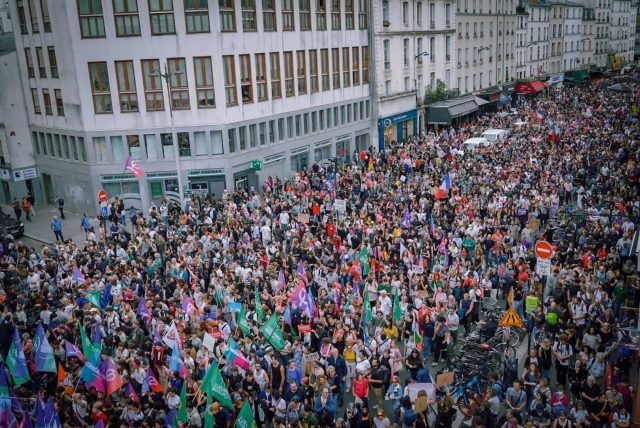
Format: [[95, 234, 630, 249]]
[[481, 129, 509, 142], [0, 213, 25, 239]]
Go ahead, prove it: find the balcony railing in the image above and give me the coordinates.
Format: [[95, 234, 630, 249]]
[[423, 87, 460, 106]]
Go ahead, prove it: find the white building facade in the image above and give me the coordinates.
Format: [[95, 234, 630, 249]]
[[516, 8, 530, 78], [523, 0, 551, 77], [580, 8, 596, 68], [372, 0, 455, 148], [8, 0, 373, 214], [610, 0, 636, 62], [562, 1, 584, 71]]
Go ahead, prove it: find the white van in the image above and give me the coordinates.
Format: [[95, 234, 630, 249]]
[[462, 137, 490, 152], [481, 129, 509, 142]]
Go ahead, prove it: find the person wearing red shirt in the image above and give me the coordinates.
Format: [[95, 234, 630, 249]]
[[327, 222, 336, 238], [91, 403, 109, 426]]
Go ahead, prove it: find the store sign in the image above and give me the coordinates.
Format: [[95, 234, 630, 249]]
[[146, 171, 177, 179], [101, 174, 136, 182], [550, 75, 564, 83], [378, 110, 417, 128], [13, 167, 37, 181], [0, 169, 10, 180], [187, 169, 224, 177], [489, 93, 501, 102]]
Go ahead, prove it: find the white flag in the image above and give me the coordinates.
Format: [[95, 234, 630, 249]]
[[162, 321, 181, 350]]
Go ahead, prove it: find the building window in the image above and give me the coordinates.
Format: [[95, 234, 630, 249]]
[[128, 135, 142, 158], [210, 131, 223, 154], [317, 0, 326, 29], [48, 47, 58, 77], [352, 47, 360, 85], [269, 120, 276, 143], [259, 122, 266, 145], [47, 134, 55, 157], [185, 0, 210, 32], [417, 1, 422, 26], [194, 56, 215, 108], [269, 52, 281, 98], [17, 0, 28, 34], [446, 35, 451, 60], [61, 135, 69, 158], [40, 0, 51, 31], [114, 0, 141, 36], [78, 0, 106, 37], [28, 0, 39, 32], [55, 89, 64, 115], [319, 110, 324, 130], [383, 39, 390, 69], [238, 126, 246, 150], [277, 118, 284, 140], [149, 0, 175, 34], [115, 60, 139, 112], [223, 56, 237, 105], [145, 135, 158, 159], [311, 111, 317, 131], [321, 49, 330, 90], [309, 49, 318, 92], [342, 47, 350, 86], [25, 49, 34, 77], [300, 0, 311, 29], [282, 0, 294, 30], [296, 50, 307, 93], [331, 0, 340, 29], [161, 133, 174, 158], [291, 151, 308, 172], [88, 62, 112, 113], [284, 51, 295, 96], [94, 137, 108, 161], [239, 54, 253, 102], [168, 58, 189, 109], [326, 108, 331, 127], [345, 0, 353, 29], [141, 59, 164, 111], [255, 53, 268, 101], [332, 48, 340, 88], [79, 137, 87, 161], [42, 89, 52, 115], [111, 136, 125, 161], [219, 0, 236, 31], [430, 36, 435, 62], [429, 2, 435, 27], [404, 76, 409, 91], [36, 47, 46, 78], [249, 124, 257, 147], [402, 1, 408, 25], [177, 132, 191, 156], [287, 116, 294, 137], [358, 0, 367, 28], [263, 0, 276, 30], [382, 0, 388, 22], [417, 37, 423, 63], [362, 46, 369, 84], [403, 38, 410, 66], [241, 0, 256, 30], [295, 115, 301, 136]]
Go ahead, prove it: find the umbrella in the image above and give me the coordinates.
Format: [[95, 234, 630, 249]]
[[607, 83, 633, 93]]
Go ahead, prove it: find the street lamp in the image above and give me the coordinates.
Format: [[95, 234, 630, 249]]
[[149, 64, 185, 208], [413, 51, 430, 131]]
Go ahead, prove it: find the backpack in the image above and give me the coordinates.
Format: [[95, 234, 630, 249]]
[[547, 312, 558, 325], [379, 365, 391, 384], [493, 381, 504, 403], [403, 408, 417, 426]]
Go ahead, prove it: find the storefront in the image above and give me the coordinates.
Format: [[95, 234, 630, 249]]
[[377, 109, 418, 150], [565, 70, 590, 83], [476, 87, 503, 109], [335, 134, 352, 166], [548, 73, 565, 88], [187, 169, 226, 200], [147, 172, 180, 206], [0, 167, 40, 206], [101, 174, 142, 210], [502, 82, 516, 104], [425, 96, 479, 128], [290, 147, 309, 174], [515, 80, 547, 95]]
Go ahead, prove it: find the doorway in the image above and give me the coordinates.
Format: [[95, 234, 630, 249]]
[[1, 181, 10, 204], [235, 176, 248, 192], [43, 174, 55, 204], [26, 179, 36, 204]]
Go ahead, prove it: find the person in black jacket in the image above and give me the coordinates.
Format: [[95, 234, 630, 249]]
[[435, 401, 457, 428], [326, 348, 348, 407]]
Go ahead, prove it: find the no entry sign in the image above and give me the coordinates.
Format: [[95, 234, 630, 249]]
[[535, 241, 553, 260]]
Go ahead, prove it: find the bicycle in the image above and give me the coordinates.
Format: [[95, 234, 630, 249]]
[[435, 374, 488, 417]]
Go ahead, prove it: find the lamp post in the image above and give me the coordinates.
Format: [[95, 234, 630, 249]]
[[478, 46, 491, 84], [149, 64, 185, 209], [414, 51, 429, 133]]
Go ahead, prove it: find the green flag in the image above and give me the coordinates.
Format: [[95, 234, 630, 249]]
[[364, 289, 373, 322], [79, 325, 98, 360], [85, 290, 102, 310], [259, 315, 285, 351], [235, 400, 257, 428], [204, 392, 214, 428], [358, 247, 370, 275], [255, 291, 265, 323], [7, 341, 29, 385], [393, 290, 402, 322], [177, 380, 189, 422], [238, 307, 251, 335], [199, 363, 215, 394], [204, 363, 234, 409]]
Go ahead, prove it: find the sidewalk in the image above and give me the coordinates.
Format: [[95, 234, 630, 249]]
[[0, 203, 101, 246]]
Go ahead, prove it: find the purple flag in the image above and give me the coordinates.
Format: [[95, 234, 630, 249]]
[[182, 296, 199, 315], [124, 155, 143, 178], [95, 421, 105, 428], [10, 392, 22, 416], [5, 405, 17, 428], [72, 267, 85, 284], [64, 340, 86, 363], [152, 327, 162, 345], [296, 260, 308, 285], [401, 203, 411, 229], [291, 282, 315, 319], [353, 280, 360, 297], [277, 269, 286, 291]]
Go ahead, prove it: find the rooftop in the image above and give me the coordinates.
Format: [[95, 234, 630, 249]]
[[0, 34, 16, 58]]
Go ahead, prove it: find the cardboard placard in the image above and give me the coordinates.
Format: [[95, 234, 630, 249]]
[[203, 332, 216, 351], [305, 352, 320, 362], [436, 372, 455, 388], [297, 214, 310, 224], [527, 219, 541, 231]]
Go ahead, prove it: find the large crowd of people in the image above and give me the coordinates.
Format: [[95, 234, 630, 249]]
[[0, 75, 638, 428]]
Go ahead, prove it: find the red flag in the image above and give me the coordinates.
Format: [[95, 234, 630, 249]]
[[606, 362, 612, 388], [147, 368, 164, 392]]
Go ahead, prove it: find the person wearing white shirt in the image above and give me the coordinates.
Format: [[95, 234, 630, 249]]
[[378, 291, 392, 316]]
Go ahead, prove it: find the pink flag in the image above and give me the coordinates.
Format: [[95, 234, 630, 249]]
[[277, 269, 286, 291], [100, 358, 123, 396], [182, 296, 199, 315], [124, 155, 143, 179]]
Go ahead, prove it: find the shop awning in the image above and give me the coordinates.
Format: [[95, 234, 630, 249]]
[[426, 96, 479, 125], [498, 93, 512, 104], [515, 80, 546, 94], [475, 96, 490, 106], [542, 81, 551, 88]]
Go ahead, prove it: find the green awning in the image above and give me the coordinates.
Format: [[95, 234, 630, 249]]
[[426, 96, 479, 125]]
